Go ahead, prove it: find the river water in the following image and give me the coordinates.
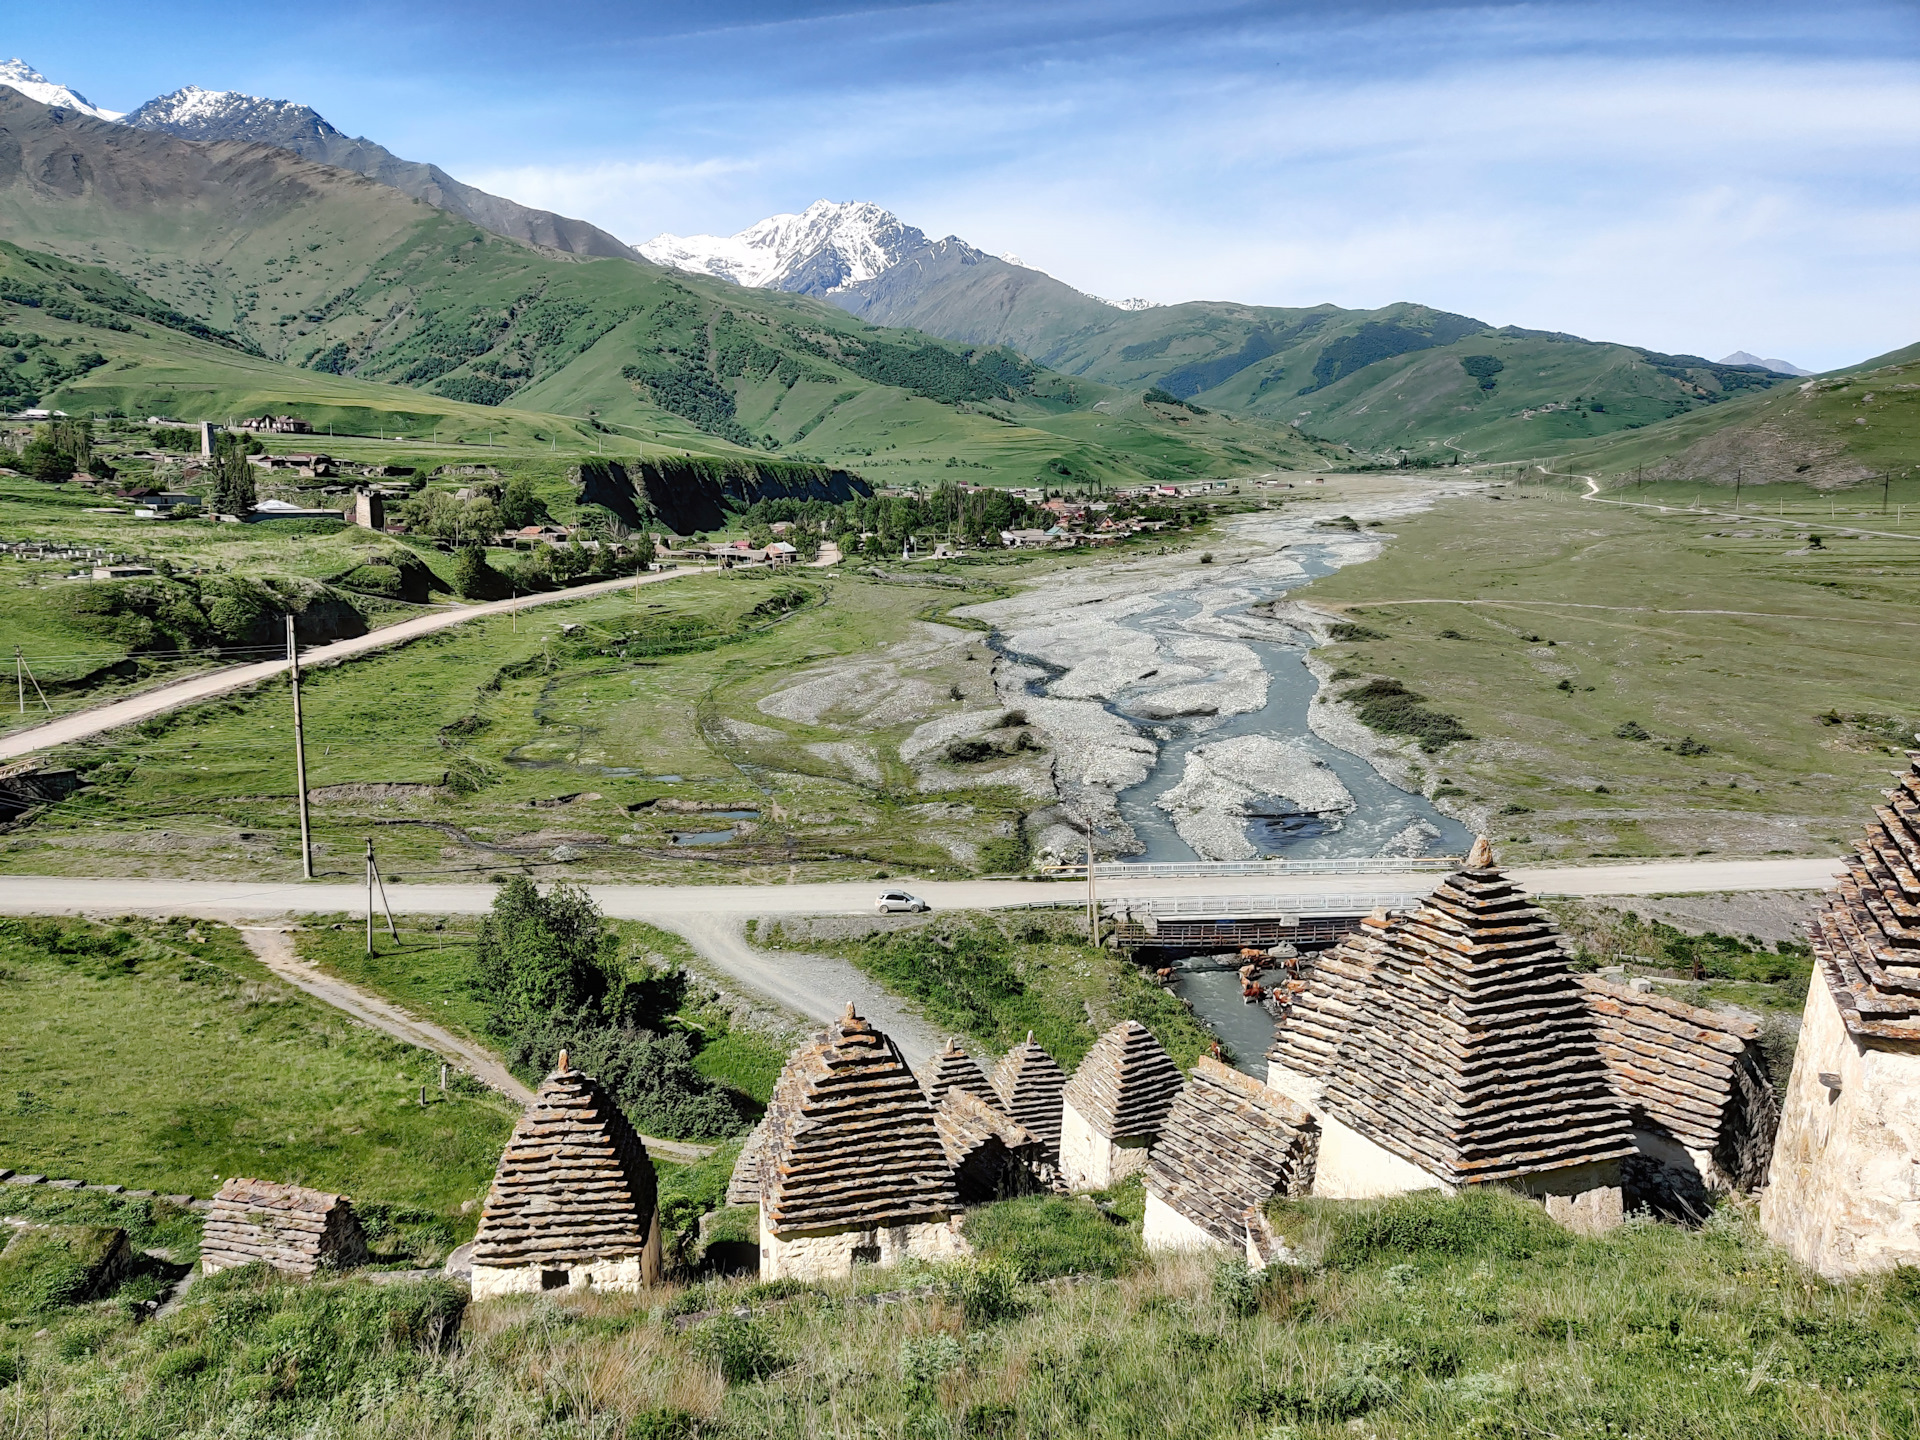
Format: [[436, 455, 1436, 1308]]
[[964, 499, 1473, 1072]]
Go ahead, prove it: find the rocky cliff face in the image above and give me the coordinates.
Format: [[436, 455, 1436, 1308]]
[[575, 457, 870, 537]]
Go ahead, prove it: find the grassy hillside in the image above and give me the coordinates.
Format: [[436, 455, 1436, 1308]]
[[1534, 345, 1920, 491], [823, 246, 1802, 463], [1295, 477, 1920, 862], [0, 91, 1332, 489]]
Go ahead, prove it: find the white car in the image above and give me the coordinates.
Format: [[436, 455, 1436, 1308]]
[[876, 890, 930, 914]]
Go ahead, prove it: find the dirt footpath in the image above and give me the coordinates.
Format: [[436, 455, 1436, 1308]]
[[238, 927, 714, 1163]]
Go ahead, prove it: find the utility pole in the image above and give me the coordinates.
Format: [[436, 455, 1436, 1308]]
[[364, 838, 396, 954], [1883, 471, 1891, 514], [287, 617, 313, 879], [1732, 464, 1741, 510], [14, 647, 50, 714]]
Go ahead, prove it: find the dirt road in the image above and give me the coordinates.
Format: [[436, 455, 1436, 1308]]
[[236, 926, 715, 1163], [0, 565, 711, 764]]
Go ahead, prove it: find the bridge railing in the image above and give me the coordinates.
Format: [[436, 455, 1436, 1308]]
[[1044, 857, 1460, 880], [1102, 892, 1424, 920]]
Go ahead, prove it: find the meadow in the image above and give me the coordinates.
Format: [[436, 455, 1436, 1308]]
[[1, 1184, 1913, 1439], [0, 533, 1156, 882], [0, 915, 514, 1239], [1300, 474, 1920, 861]]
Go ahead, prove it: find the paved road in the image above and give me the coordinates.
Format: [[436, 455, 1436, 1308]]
[[0, 858, 1841, 1068], [0, 565, 711, 764], [0, 856, 1839, 926], [236, 925, 714, 1162]]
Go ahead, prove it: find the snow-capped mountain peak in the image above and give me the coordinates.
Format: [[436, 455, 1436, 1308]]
[[0, 58, 122, 119], [641, 200, 933, 296], [124, 86, 341, 144]]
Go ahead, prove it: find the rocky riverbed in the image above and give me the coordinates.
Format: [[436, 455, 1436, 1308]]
[[956, 482, 1477, 863]]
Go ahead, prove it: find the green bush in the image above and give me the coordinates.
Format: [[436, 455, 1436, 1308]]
[[690, 1314, 785, 1383], [941, 1258, 1027, 1325], [1327, 622, 1386, 642], [1340, 677, 1473, 750]]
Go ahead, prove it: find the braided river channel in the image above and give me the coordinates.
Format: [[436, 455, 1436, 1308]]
[[960, 495, 1473, 1070]]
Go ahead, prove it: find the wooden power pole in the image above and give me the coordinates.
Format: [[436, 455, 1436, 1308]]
[[364, 838, 397, 954], [287, 617, 313, 879]]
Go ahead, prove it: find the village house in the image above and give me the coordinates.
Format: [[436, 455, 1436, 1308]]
[[469, 1051, 662, 1299], [1762, 755, 1920, 1277], [1000, 528, 1052, 548], [764, 540, 799, 563], [239, 414, 314, 434]]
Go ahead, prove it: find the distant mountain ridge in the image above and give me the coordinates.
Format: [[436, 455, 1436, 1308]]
[[122, 86, 640, 262], [1718, 350, 1811, 377], [0, 58, 121, 119]]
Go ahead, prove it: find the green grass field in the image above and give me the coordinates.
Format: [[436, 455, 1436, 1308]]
[[295, 915, 789, 1116], [1, 541, 1149, 881], [760, 911, 1218, 1071], [1298, 478, 1920, 861], [0, 915, 514, 1226], [2, 1186, 1913, 1439]]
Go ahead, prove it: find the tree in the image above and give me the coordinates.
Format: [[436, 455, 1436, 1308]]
[[20, 440, 76, 484], [499, 475, 546, 529], [452, 545, 509, 600], [207, 450, 256, 515], [470, 877, 625, 1039]]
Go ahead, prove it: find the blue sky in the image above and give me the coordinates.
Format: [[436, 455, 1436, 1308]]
[[12, 0, 1919, 369]]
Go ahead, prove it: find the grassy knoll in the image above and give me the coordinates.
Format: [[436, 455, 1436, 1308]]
[[3, 543, 1151, 881], [294, 915, 789, 1120], [0, 915, 513, 1227], [760, 911, 1217, 1071], [1298, 479, 1920, 861], [3, 1187, 1915, 1437]]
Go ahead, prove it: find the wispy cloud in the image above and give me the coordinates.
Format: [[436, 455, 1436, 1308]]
[[14, 0, 1916, 367]]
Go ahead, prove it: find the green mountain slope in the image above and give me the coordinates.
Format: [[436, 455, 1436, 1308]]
[[829, 246, 1799, 462], [0, 91, 1333, 487], [1545, 342, 1920, 489]]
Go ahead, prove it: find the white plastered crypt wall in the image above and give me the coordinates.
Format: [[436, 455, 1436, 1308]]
[[1762, 975, 1920, 1279]]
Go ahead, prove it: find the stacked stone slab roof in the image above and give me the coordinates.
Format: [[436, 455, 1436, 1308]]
[[1061, 1020, 1184, 1140], [1811, 756, 1920, 1044], [990, 1033, 1069, 1157], [470, 1053, 658, 1269], [200, 1178, 369, 1277], [1578, 976, 1779, 1190], [1147, 1057, 1319, 1248], [726, 1119, 768, 1208], [924, 1037, 1001, 1109], [1268, 838, 1634, 1186], [761, 1004, 960, 1235], [935, 1088, 1046, 1204]]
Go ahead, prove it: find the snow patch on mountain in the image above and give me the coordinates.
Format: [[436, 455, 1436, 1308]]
[[0, 59, 122, 119], [1099, 296, 1164, 311], [640, 200, 932, 295], [1718, 350, 1812, 377], [124, 86, 340, 144]]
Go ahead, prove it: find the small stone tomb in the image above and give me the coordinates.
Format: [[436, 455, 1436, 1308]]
[[200, 1179, 370, 1278], [1144, 1056, 1319, 1261], [1059, 1019, 1184, 1190], [990, 1032, 1069, 1164], [1763, 759, 1920, 1277], [469, 1051, 662, 1299], [935, 1088, 1047, 1204], [923, 1037, 1001, 1110], [1580, 975, 1779, 1213], [759, 1004, 968, 1280]]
